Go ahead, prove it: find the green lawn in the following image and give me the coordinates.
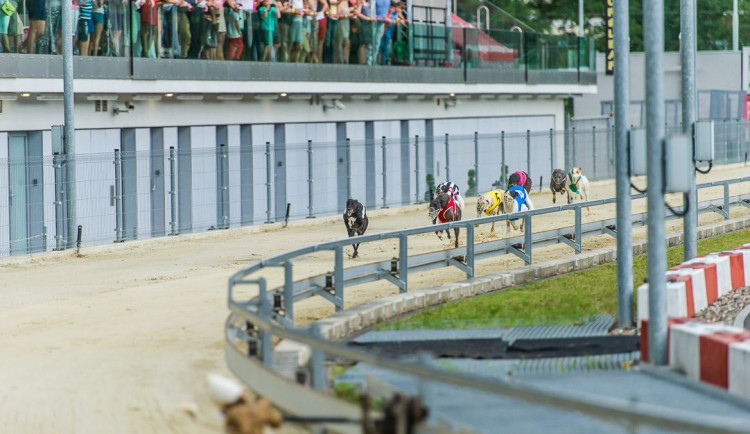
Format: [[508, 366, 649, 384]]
[[379, 228, 750, 331]]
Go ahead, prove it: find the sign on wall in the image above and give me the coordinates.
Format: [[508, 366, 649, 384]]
[[605, 0, 614, 75]]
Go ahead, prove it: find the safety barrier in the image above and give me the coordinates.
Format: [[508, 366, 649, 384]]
[[226, 176, 750, 433]]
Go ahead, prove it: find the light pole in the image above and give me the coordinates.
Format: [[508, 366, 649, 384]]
[[579, 0, 584, 37], [733, 0, 740, 51]]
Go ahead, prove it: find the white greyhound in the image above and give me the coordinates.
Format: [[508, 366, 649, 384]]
[[566, 167, 591, 213]]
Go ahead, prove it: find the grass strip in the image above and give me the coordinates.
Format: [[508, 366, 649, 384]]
[[380, 228, 750, 330]]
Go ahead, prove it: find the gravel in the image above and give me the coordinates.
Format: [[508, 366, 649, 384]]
[[694, 286, 750, 326]]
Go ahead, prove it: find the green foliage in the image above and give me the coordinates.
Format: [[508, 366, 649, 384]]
[[380, 228, 750, 331], [467, 169, 477, 196], [460, 0, 750, 54], [425, 174, 436, 201]]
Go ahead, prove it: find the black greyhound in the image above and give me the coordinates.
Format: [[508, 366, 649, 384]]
[[428, 192, 462, 248], [549, 168, 567, 203], [343, 199, 369, 258], [508, 170, 533, 192]]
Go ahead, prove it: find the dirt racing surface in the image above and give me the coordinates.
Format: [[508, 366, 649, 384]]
[[1, 164, 749, 433]]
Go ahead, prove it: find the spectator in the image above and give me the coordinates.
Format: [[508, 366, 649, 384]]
[[22, 0, 46, 53], [173, 0, 194, 58], [274, 0, 287, 60], [322, 0, 336, 63], [109, 0, 126, 56], [309, 0, 326, 63], [368, 0, 386, 64], [202, 0, 220, 59], [140, 0, 159, 58], [258, 0, 278, 61], [354, 0, 370, 64], [332, 0, 348, 63], [225, 4, 243, 59], [90, 0, 104, 55], [0, 0, 21, 53], [378, 0, 403, 65], [289, 0, 310, 62], [78, 0, 94, 56]]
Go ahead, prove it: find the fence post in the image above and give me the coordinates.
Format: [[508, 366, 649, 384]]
[[334, 245, 344, 311], [572, 126, 577, 169], [501, 131, 506, 188], [265, 142, 273, 223], [307, 140, 314, 218], [415, 135, 420, 204], [465, 224, 475, 278], [526, 129, 531, 176], [218, 144, 228, 229], [381, 136, 388, 208], [310, 323, 326, 391], [592, 125, 598, 180], [549, 128, 555, 173], [474, 131, 479, 195], [399, 234, 408, 293], [283, 260, 295, 325], [258, 281, 274, 368], [724, 182, 730, 219], [114, 149, 124, 243], [53, 152, 65, 250], [523, 214, 532, 264], [574, 206, 582, 254], [346, 137, 351, 200], [445, 133, 451, 181], [169, 146, 178, 235]]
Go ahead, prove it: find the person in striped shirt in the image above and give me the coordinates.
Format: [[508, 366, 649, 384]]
[[77, 0, 94, 56]]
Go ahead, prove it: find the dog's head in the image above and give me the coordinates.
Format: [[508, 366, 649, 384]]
[[503, 190, 517, 212], [507, 172, 520, 187], [552, 169, 566, 183], [476, 196, 489, 217], [571, 167, 583, 177], [345, 199, 360, 217]]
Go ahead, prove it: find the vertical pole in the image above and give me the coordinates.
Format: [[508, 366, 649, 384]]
[[265, 142, 273, 223], [733, 0, 739, 52], [307, 140, 314, 218], [258, 281, 273, 368], [114, 149, 123, 243], [474, 131, 479, 195], [399, 234, 408, 293], [592, 125, 597, 179], [381, 136, 388, 208], [334, 245, 344, 311], [169, 146, 178, 235], [524, 215, 532, 264], [53, 152, 65, 250], [345, 138, 351, 200], [681, 0, 697, 261], [62, 0, 75, 248], [615, 0, 633, 328], [501, 131, 506, 188], [415, 135, 420, 204], [526, 130, 531, 176], [219, 144, 228, 229], [724, 183, 730, 219], [574, 206, 582, 253], [465, 224, 474, 278], [283, 261, 295, 325], [645, 0, 668, 365], [310, 323, 325, 391], [549, 128, 555, 173], [578, 0, 584, 37], [572, 126, 577, 168], [445, 133, 451, 181]]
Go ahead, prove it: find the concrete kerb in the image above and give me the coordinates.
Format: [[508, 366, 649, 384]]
[[310, 215, 750, 342]]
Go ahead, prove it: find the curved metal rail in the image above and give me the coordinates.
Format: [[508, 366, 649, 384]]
[[226, 176, 750, 432]]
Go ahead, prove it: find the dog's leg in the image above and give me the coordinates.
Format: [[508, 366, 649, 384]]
[[552, 190, 556, 204], [489, 221, 496, 237]]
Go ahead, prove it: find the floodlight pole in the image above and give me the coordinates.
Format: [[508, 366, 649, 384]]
[[62, 0, 76, 248], [733, 0, 739, 51], [644, 0, 668, 365], [681, 0, 697, 261], [614, 0, 632, 329], [578, 0, 584, 37]]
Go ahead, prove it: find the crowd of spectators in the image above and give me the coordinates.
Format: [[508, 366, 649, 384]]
[[0, 0, 409, 65]]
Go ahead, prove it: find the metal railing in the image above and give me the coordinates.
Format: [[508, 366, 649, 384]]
[[226, 178, 750, 433]]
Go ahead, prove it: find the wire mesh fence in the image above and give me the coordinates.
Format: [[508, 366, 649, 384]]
[[1, 120, 748, 258]]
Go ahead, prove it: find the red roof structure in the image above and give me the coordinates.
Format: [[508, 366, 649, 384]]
[[450, 14, 517, 63]]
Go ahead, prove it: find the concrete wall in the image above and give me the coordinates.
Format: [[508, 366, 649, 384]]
[[574, 51, 743, 119]]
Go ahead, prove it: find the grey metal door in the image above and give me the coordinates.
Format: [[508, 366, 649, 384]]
[[8, 134, 28, 255], [150, 128, 166, 237]]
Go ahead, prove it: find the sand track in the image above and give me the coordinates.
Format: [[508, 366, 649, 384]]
[[1, 165, 749, 433]]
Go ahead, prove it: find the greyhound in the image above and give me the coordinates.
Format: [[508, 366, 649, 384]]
[[343, 198, 369, 258], [429, 192, 462, 248]]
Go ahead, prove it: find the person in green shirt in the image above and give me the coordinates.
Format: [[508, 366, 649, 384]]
[[259, 0, 280, 60]]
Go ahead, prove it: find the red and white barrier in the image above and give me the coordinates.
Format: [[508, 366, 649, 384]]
[[638, 244, 750, 399]]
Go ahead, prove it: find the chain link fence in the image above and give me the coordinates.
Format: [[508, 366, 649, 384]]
[[1, 120, 748, 257]]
